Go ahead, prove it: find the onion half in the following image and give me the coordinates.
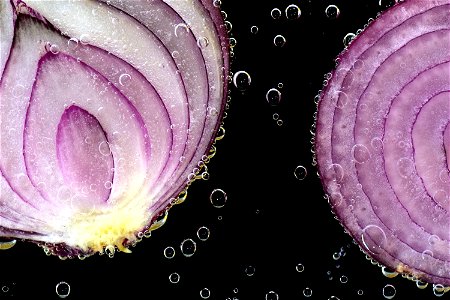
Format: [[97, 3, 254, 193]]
[[315, 0, 450, 286], [0, 0, 229, 258]]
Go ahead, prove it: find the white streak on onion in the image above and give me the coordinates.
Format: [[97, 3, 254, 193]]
[[315, 0, 450, 286]]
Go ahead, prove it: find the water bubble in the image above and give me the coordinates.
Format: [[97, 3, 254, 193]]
[[382, 284, 396, 299], [343, 33, 356, 47], [233, 71, 251, 91], [270, 8, 282, 19], [361, 224, 387, 254], [266, 88, 282, 106], [197, 36, 209, 49], [273, 35, 286, 47], [200, 288, 211, 299], [210, 188, 227, 208], [396, 157, 414, 177], [379, 0, 398, 9], [285, 4, 301, 20], [325, 5, 341, 19], [250, 25, 259, 34], [303, 287, 313, 297], [265, 291, 279, 300], [49, 44, 60, 54], [340, 275, 348, 283], [174, 23, 190, 37], [244, 265, 255, 276], [169, 272, 180, 284], [163, 246, 175, 259], [295, 263, 305, 272], [180, 238, 196, 257], [55, 282, 70, 299], [294, 165, 307, 180], [197, 226, 210, 241], [118, 73, 131, 86], [433, 284, 445, 297], [351, 144, 371, 163]]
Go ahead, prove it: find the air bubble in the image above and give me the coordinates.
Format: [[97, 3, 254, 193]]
[[213, 0, 222, 7], [200, 288, 211, 299], [303, 287, 312, 297], [285, 4, 301, 20], [118, 73, 131, 86], [381, 266, 399, 278], [174, 23, 190, 37], [273, 35, 286, 47], [250, 25, 259, 34], [164, 246, 175, 259], [169, 272, 180, 284], [295, 263, 305, 272], [233, 71, 252, 91], [351, 144, 371, 163], [270, 8, 282, 19], [415, 280, 428, 289], [55, 282, 70, 299], [197, 226, 210, 241], [382, 284, 396, 299], [361, 224, 387, 254], [244, 265, 256, 276], [266, 88, 282, 106], [343, 33, 356, 47], [325, 5, 340, 19], [340, 275, 348, 283], [197, 36, 209, 49], [328, 297, 340, 300], [396, 157, 414, 177], [433, 284, 445, 297], [210, 188, 227, 208], [180, 238, 196, 257], [265, 291, 279, 300], [357, 289, 364, 296], [294, 165, 307, 180], [49, 44, 60, 54], [379, 0, 398, 9], [79, 34, 90, 45]]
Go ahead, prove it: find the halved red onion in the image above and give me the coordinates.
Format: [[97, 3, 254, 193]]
[[0, 0, 229, 258], [315, 0, 450, 286]]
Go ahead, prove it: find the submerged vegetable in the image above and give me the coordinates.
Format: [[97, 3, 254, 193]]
[[0, 0, 229, 258], [315, 0, 450, 286]]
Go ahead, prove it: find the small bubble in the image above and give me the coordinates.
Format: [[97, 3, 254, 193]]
[[285, 4, 301, 20], [244, 265, 255, 276], [233, 71, 252, 91], [55, 282, 70, 299], [169, 272, 180, 284], [351, 144, 371, 163], [433, 284, 445, 297], [250, 25, 259, 34], [233, 288, 239, 293], [174, 23, 190, 37], [272, 113, 279, 120], [49, 44, 60, 54], [276, 119, 283, 126], [277, 82, 284, 89], [294, 165, 307, 180], [163, 246, 175, 259], [295, 263, 305, 272], [210, 188, 227, 208], [104, 181, 113, 189], [265, 291, 279, 300], [118, 73, 131, 86], [213, 0, 222, 7], [303, 287, 313, 297], [396, 157, 414, 177], [273, 35, 286, 47], [332, 252, 341, 260], [217, 215, 223, 221], [343, 33, 356, 47], [382, 284, 396, 299], [362, 224, 387, 254], [328, 297, 340, 300], [340, 275, 348, 283], [229, 37, 237, 48], [200, 288, 211, 299], [197, 226, 210, 241], [79, 34, 90, 45], [381, 266, 399, 278], [197, 36, 209, 49], [180, 238, 196, 257], [270, 8, 282, 19], [266, 88, 282, 106], [357, 289, 364, 296], [325, 5, 340, 19], [415, 280, 428, 289]]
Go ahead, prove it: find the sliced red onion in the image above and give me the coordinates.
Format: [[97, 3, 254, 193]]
[[0, 0, 229, 258], [315, 0, 450, 286]]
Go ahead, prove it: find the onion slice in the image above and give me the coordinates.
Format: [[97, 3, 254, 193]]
[[315, 0, 450, 286], [0, 0, 229, 258]]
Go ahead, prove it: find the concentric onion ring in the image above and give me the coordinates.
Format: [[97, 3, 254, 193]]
[[315, 0, 450, 285], [0, 0, 229, 258]]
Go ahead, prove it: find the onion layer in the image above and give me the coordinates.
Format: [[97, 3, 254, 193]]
[[315, 0, 450, 286], [0, 0, 229, 258]]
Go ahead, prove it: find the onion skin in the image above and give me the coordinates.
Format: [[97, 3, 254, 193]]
[[0, 0, 229, 258], [315, 0, 450, 286]]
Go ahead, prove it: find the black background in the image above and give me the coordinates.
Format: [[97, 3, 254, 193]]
[[1, 0, 448, 299]]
